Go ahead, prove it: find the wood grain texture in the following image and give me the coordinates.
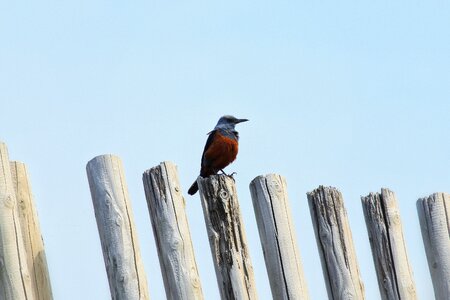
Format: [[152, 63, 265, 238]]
[[87, 154, 149, 300], [10, 161, 53, 300], [307, 186, 365, 300], [361, 188, 416, 300], [0, 143, 34, 300], [142, 162, 203, 300], [417, 193, 450, 300], [249, 174, 309, 300], [198, 175, 257, 300]]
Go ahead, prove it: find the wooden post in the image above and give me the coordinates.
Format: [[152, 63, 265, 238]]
[[198, 175, 257, 300], [142, 162, 203, 300], [249, 174, 309, 300], [307, 186, 365, 300], [0, 142, 34, 300], [86, 155, 149, 300], [361, 188, 416, 299], [10, 161, 53, 300], [417, 193, 450, 300]]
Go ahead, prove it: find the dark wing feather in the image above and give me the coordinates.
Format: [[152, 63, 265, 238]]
[[201, 130, 217, 169], [188, 130, 217, 195], [203, 130, 216, 154]]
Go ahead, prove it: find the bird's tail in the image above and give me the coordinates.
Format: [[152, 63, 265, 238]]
[[188, 181, 199, 195]]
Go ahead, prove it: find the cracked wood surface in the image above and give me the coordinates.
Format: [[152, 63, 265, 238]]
[[417, 193, 450, 300], [87, 154, 149, 300], [307, 186, 365, 300], [249, 174, 309, 300], [0, 142, 34, 300], [142, 161, 203, 300], [361, 188, 416, 300], [198, 175, 257, 300], [10, 161, 53, 300]]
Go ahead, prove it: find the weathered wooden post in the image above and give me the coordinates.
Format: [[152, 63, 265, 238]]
[[417, 193, 450, 300], [10, 161, 53, 300], [86, 154, 149, 300], [249, 174, 309, 299], [142, 162, 203, 300], [307, 186, 365, 300], [361, 188, 416, 299], [0, 142, 34, 300], [198, 175, 257, 300]]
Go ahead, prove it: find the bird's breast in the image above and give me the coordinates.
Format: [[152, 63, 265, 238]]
[[202, 132, 239, 172]]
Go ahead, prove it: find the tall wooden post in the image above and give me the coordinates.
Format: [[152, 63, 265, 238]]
[[198, 175, 257, 300], [417, 193, 450, 300], [361, 188, 416, 299], [249, 174, 309, 299], [142, 162, 203, 300], [86, 154, 149, 300], [0, 142, 34, 300], [10, 161, 53, 300], [307, 186, 365, 300]]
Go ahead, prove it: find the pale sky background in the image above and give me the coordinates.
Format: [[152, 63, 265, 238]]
[[1, 1, 450, 299]]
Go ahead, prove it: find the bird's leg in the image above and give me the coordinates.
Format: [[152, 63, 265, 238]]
[[220, 169, 236, 180]]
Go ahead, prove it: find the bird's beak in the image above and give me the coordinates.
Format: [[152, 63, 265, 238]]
[[236, 118, 249, 124]]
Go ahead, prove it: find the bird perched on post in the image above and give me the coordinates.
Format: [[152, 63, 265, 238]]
[[188, 115, 249, 195]]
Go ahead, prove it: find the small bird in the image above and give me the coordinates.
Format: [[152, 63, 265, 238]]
[[188, 115, 249, 195]]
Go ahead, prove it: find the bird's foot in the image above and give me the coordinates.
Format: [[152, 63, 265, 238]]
[[228, 172, 237, 178], [220, 170, 236, 180]]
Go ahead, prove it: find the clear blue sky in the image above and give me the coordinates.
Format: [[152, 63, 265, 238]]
[[1, 1, 449, 299]]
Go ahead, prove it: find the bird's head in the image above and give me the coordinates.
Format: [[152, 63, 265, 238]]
[[214, 115, 249, 130]]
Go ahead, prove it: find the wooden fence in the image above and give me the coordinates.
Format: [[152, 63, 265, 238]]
[[0, 142, 449, 300]]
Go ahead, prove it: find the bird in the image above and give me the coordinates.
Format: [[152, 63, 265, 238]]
[[188, 115, 248, 195]]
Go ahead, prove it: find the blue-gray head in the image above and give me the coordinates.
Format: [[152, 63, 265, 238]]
[[214, 115, 249, 130]]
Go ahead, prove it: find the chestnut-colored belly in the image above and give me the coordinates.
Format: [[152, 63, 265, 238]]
[[201, 132, 238, 176]]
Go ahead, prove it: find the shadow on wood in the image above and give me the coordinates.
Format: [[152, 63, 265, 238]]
[[417, 193, 450, 300], [250, 174, 309, 300], [87, 154, 149, 300], [362, 188, 416, 300], [142, 161, 203, 300], [198, 174, 257, 300], [307, 185, 365, 300]]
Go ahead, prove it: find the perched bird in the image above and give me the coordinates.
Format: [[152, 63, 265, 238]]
[[188, 115, 248, 195]]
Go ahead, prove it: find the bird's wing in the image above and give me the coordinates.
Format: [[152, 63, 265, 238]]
[[200, 130, 224, 177], [201, 130, 217, 165]]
